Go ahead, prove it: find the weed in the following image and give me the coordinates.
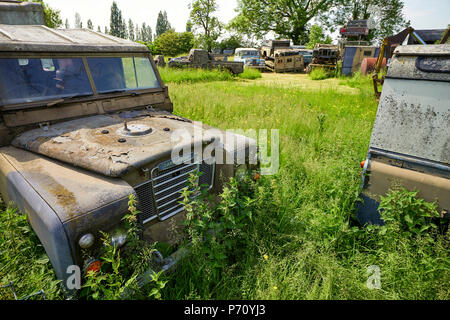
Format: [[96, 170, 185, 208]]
[[309, 68, 330, 80], [379, 187, 441, 236]]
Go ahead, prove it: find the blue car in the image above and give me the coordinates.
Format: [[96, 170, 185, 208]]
[[234, 48, 265, 70]]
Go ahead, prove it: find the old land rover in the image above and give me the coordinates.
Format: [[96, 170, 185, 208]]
[[0, 24, 257, 291]]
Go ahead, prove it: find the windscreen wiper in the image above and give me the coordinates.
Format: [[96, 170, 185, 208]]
[[46, 93, 94, 107], [101, 89, 141, 96]]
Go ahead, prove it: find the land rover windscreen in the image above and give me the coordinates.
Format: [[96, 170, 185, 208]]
[[0, 56, 160, 107]]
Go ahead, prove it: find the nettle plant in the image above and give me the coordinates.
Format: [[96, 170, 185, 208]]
[[180, 170, 257, 281], [79, 169, 258, 300], [379, 186, 441, 236], [79, 195, 166, 300]]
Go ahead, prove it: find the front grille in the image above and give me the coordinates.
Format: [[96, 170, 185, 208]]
[[135, 157, 215, 224]]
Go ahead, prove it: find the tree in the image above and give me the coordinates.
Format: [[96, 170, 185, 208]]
[[218, 35, 244, 51], [65, 18, 70, 29], [229, 0, 334, 45], [97, 26, 102, 33], [155, 31, 194, 56], [128, 19, 135, 41], [306, 25, 332, 49], [140, 23, 153, 42], [186, 20, 193, 32], [110, 1, 123, 37], [75, 12, 82, 28], [156, 11, 172, 37], [104, 26, 109, 35], [189, 0, 223, 51], [121, 18, 128, 39], [321, 0, 409, 42], [87, 19, 94, 30], [135, 24, 141, 41]]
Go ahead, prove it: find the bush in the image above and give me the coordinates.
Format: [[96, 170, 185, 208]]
[[239, 68, 262, 80], [309, 68, 330, 80], [140, 31, 194, 57]]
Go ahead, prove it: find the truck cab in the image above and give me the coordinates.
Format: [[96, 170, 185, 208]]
[[234, 48, 265, 70]]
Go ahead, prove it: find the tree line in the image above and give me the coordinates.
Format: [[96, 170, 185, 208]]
[[30, 0, 411, 54]]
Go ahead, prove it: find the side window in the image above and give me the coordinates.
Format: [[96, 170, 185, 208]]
[[87, 57, 160, 93], [134, 57, 159, 88], [87, 57, 127, 93]]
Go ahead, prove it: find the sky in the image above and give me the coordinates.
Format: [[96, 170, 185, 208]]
[[45, 0, 450, 35]]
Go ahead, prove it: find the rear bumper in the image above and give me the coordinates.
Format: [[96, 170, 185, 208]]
[[356, 149, 450, 226]]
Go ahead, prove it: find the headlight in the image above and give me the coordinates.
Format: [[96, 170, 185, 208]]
[[78, 233, 95, 249], [111, 228, 127, 248]]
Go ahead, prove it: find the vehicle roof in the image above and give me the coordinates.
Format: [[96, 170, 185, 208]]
[[394, 43, 449, 56], [0, 25, 149, 53], [235, 48, 258, 52]]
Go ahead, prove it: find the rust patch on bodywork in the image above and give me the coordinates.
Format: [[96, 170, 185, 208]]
[[0, 146, 134, 222], [11, 109, 204, 178], [45, 182, 77, 217]]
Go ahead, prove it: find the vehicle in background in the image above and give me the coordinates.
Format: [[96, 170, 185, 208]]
[[154, 55, 166, 67], [306, 44, 339, 74], [261, 40, 304, 73], [291, 46, 313, 67], [338, 20, 380, 76], [341, 46, 380, 76], [234, 48, 265, 70], [168, 49, 244, 74], [356, 44, 450, 226], [0, 0, 44, 25]]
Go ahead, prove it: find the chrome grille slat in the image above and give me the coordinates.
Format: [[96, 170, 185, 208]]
[[153, 168, 199, 188], [153, 163, 198, 182], [135, 157, 215, 223], [158, 203, 184, 217], [155, 179, 190, 196]]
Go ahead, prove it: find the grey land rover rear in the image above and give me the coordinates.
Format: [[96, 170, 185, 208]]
[[357, 44, 450, 225]]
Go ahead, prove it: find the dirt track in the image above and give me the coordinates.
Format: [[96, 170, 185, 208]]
[[242, 72, 359, 94]]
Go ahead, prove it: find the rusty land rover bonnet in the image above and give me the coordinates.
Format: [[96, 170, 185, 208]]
[[357, 44, 450, 225]]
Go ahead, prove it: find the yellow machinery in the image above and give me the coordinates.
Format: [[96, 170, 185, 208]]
[[373, 27, 450, 99]]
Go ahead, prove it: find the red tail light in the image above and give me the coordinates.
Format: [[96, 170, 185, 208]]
[[85, 260, 101, 275]]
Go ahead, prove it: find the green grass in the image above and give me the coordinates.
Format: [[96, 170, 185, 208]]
[[0, 204, 62, 300], [0, 71, 448, 300], [159, 67, 261, 84]]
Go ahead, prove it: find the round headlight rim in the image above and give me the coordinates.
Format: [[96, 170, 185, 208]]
[[78, 233, 95, 249]]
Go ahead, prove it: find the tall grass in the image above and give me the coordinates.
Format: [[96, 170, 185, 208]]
[[0, 205, 62, 300], [159, 67, 261, 84], [0, 72, 448, 300]]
